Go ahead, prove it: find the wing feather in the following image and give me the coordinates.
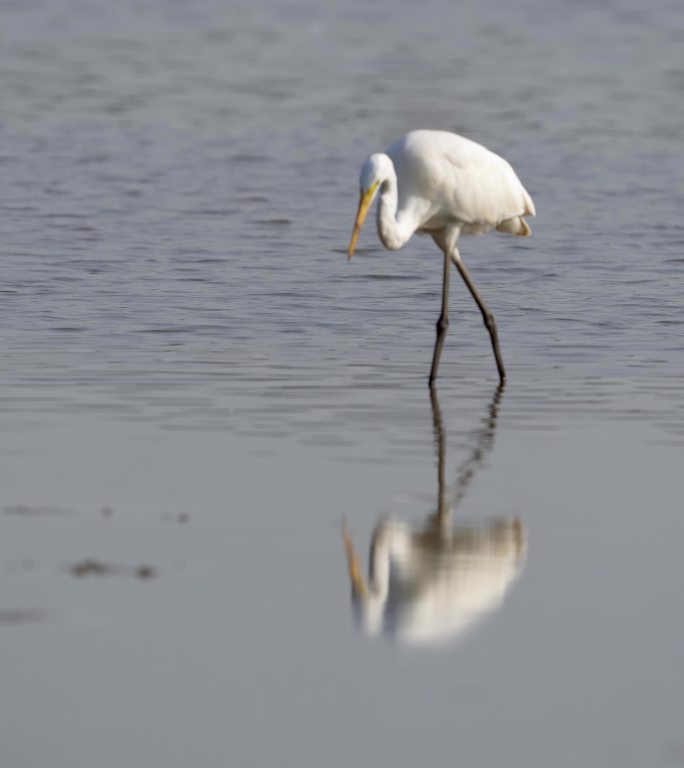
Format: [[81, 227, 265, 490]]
[[388, 130, 534, 235]]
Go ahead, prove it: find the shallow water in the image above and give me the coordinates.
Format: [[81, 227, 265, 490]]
[[1, 0, 683, 766]]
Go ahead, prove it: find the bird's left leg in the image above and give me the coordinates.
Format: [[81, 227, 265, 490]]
[[451, 249, 506, 383], [429, 248, 451, 386]]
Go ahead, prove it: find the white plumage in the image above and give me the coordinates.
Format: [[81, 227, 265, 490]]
[[342, 385, 525, 647], [344, 516, 525, 647], [348, 129, 535, 383]]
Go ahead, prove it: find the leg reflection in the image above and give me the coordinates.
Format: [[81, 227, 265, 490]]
[[343, 384, 525, 647]]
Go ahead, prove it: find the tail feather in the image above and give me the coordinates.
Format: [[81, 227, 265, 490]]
[[496, 216, 532, 237], [522, 188, 536, 218]]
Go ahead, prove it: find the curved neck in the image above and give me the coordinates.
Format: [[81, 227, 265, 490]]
[[368, 521, 401, 604], [375, 159, 413, 250]]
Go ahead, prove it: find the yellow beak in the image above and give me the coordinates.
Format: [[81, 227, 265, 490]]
[[347, 184, 378, 260], [342, 521, 368, 599]]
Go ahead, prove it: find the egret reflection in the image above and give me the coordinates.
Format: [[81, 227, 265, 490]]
[[343, 386, 525, 647]]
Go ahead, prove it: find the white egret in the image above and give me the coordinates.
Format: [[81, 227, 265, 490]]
[[342, 385, 526, 647], [343, 514, 524, 646], [348, 129, 535, 384]]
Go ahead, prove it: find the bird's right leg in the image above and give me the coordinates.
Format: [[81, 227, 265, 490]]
[[451, 249, 506, 383], [429, 248, 450, 386]]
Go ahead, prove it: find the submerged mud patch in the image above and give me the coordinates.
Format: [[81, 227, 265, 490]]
[[66, 559, 156, 580], [0, 609, 46, 625]]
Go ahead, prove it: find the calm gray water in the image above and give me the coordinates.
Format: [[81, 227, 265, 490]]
[[1, 0, 683, 766]]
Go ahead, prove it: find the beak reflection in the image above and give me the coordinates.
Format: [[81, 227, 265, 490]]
[[342, 384, 526, 647]]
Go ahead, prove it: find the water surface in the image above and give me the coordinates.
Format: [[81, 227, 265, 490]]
[[1, 1, 683, 766]]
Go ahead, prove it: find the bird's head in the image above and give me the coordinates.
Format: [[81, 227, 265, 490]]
[[347, 153, 392, 260]]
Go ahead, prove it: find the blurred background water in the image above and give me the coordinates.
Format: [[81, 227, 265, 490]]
[[1, 1, 683, 766]]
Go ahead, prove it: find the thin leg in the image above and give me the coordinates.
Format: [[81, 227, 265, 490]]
[[429, 385, 448, 525], [429, 249, 450, 386], [452, 252, 506, 382]]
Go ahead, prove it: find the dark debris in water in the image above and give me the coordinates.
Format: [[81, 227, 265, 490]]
[[3, 504, 189, 583], [162, 511, 190, 524], [4, 504, 71, 517], [66, 559, 156, 580], [4, 502, 191, 525], [0, 609, 46, 625]]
